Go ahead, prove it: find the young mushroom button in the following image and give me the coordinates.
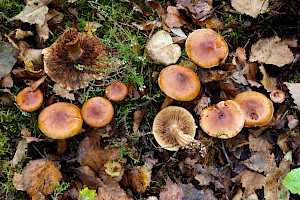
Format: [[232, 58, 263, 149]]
[[234, 91, 274, 127], [105, 81, 128, 102], [186, 29, 228, 68], [16, 87, 43, 112], [152, 106, 196, 151], [200, 100, 244, 139], [158, 65, 201, 101]]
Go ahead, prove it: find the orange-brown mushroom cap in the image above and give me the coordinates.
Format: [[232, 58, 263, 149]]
[[186, 29, 228, 68], [16, 87, 43, 112], [38, 102, 83, 139], [158, 65, 201, 101], [200, 100, 244, 139], [152, 106, 196, 151], [105, 82, 128, 102], [234, 91, 274, 127], [81, 97, 114, 128], [43, 28, 108, 90], [270, 90, 285, 103]]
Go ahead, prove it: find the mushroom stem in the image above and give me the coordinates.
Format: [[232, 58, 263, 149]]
[[160, 96, 174, 110], [57, 139, 67, 155], [170, 124, 194, 147], [62, 28, 83, 60]]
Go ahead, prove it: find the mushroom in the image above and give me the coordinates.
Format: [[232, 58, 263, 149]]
[[81, 97, 114, 128], [234, 91, 274, 127], [152, 106, 196, 151], [270, 90, 285, 103], [200, 100, 244, 139], [16, 87, 43, 112], [38, 102, 83, 154], [185, 29, 228, 68], [105, 81, 128, 102], [42, 28, 108, 90], [158, 65, 201, 102]]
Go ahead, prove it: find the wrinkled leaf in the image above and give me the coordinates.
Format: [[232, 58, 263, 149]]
[[231, 0, 269, 18], [180, 183, 217, 200], [53, 83, 75, 100], [284, 82, 300, 110], [74, 166, 99, 189], [0, 42, 18, 79], [132, 20, 161, 31], [193, 95, 211, 115], [159, 178, 184, 200], [242, 150, 276, 174], [133, 109, 146, 132], [9, 139, 28, 166], [259, 65, 277, 92], [165, 6, 186, 28]]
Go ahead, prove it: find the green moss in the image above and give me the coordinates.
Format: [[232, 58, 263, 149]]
[[0, 0, 24, 19]]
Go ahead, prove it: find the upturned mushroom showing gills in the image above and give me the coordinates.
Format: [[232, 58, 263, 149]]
[[185, 29, 228, 68], [81, 97, 114, 128], [270, 89, 285, 103], [38, 102, 83, 139], [105, 81, 128, 102], [16, 87, 43, 112], [200, 100, 244, 139], [42, 28, 108, 90], [152, 106, 196, 151], [234, 91, 274, 127], [158, 65, 201, 101]]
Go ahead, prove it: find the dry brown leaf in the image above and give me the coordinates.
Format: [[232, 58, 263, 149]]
[[128, 165, 152, 194], [248, 133, 272, 152], [225, 134, 249, 153], [15, 29, 33, 40], [18, 48, 43, 69], [250, 36, 294, 67], [193, 95, 211, 115], [132, 20, 162, 31], [259, 65, 277, 92], [287, 115, 299, 130], [145, 30, 181, 66], [242, 150, 276, 174], [180, 183, 217, 200], [29, 75, 46, 91], [1, 73, 14, 88], [284, 82, 300, 110], [165, 6, 186, 28], [12, 68, 45, 80], [277, 134, 290, 153], [282, 38, 298, 48], [231, 0, 269, 18], [9, 139, 28, 166], [198, 68, 227, 83], [53, 83, 75, 100], [0, 42, 18, 79], [176, 0, 213, 21], [159, 178, 184, 200], [13, 159, 62, 197], [11, 0, 53, 26], [264, 152, 292, 200], [74, 166, 99, 189], [196, 17, 226, 30], [133, 109, 147, 132], [0, 89, 15, 106], [231, 170, 265, 197]]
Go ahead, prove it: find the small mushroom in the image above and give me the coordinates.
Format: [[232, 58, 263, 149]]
[[270, 89, 285, 103], [81, 97, 114, 128], [185, 29, 228, 68], [158, 65, 201, 101], [234, 91, 274, 127], [16, 87, 43, 112], [200, 100, 244, 139], [42, 28, 108, 90], [105, 81, 128, 102], [152, 106, 196, 151]]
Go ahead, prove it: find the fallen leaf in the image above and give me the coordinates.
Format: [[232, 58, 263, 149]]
[[12, 68, 46, 80], [283, 82, 300, 110], [145, 30, 181, 66], [18, 48, 43, 69], [53, 83, 75, 100], [287, 115, 299, 130], [248, 133, 272, 152], [231, 0, 269, 18], [176, 0, 213, 21], [159, 178, 184, 200], [9, 139, 28, 166], [74, 166, 99, 189], [180, 183, 217, 200], [85, 21, 103, 34], [277, 134, 290, 153], [250, 36, 294, 67], [29, 75, 47, 91], [259, 65, 277, 92], [104, 160, 123, 177], [15, 29, 33, 40], [170, 28, 187, 39], [231, 170, 265, 197], [193, 95, 211, 115], [132, 20, 162, 31], [13, 159, 62, 197], [198, 68, 227, 83], [128, 165, 152, 194], [0, 74, 14, 88], [165, 6, 186, 28], [196, 17, 226, 30], [0, 89, 16, 106], [282, 37, 298, 48], [0, 41, 18, 79], [128, 84, 141, 99], [133, 109, 147, 132], [11, 0, 53, 26]]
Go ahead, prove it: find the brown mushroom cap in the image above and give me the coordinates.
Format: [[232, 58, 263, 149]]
[[186, 29, 228, 68], [43, 28, 108, 90], [158, 65, 201, 101], [234, 91, 274, 127], [200, 100, 244, 139], [16, 87, 43, 112], [152, 106, 196, 151], [105, 82, 128, 102], [81, 97, 114, 128], [38, 102, 83, 139], [270, 90, 285, 103]]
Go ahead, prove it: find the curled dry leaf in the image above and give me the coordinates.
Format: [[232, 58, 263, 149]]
[[176, 0, 213, 21], [0, 42, 18, 79], [145, 30, 181, 66], [12, 68, 46, 80], [133, 108, 147, 132], [132, 20, 162, 31], [159, 178, 184, 200], [13, 159, 62, 197], [128, 165, 152, 194], [165, 6, 186, 28], [196, 17, 226, 30], [18, 48, 43, 69], [259, 65, 277, 92], [198, 68, 227, 83], [193, 95, 211, 115], [250, 36, 294, 67], [53, 83, 75, 100], [74, 165, 99, 189], [284, 82, 300, 110], [15, 29, 33, 40], [231, 0, 269, 18]]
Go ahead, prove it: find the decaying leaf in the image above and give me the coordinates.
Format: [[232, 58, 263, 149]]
[[132, 20, 161, 31], [11, 0, 53, 26], [284, 82, 300, 110], [250, 36, 294, 67], [248, 133, 272, 152], [13, 159, 62, 197], [0, 89, 16, 106], [231, 170, 265, 197], [259, 65, 277, 92], [231, 0, 269, 18], [193, 95, 211, 115], [165, 6, 186, 28], [9, 139, 28, 167], [53, 83, 75, 100], [242, 150, 276, 174], [198, 68, 227, 83], [0, 42, 18, 79], [128, 165, 152, 194], [145, 30, 181, 66], [133, 108, 147, 132], [18, 48, 43, 69], [196, 17, 226, 30], [12, 68, 46, 80], [180, 183, 217, 200], [15, 29, 33, 40], [159, 178, 184, 200], [1, 74, 14, 88], [176, 0, 213, 21], [74, 166, 99, 189], [104, 160, 123, 177]]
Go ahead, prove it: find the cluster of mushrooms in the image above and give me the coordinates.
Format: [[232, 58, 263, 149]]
[[152, 29, 283, 151]]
